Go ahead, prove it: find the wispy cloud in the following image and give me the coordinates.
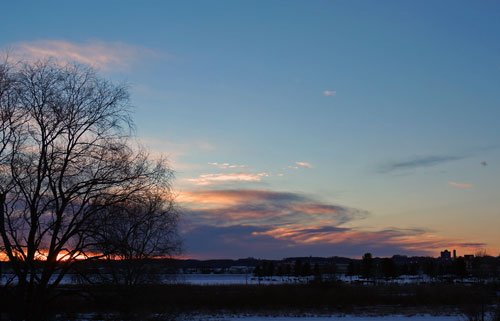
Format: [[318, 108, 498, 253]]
[[208, 162, 246, 169], [448, 181, 473, 189], [323, 90, 336, 97], [7, 39, 163, 70], [251, 226, 443, 250], [179, 188, 487, 259], [379, 155, 464, 173], [180, 189, 366, 227], [187, 173, 268, 186], [184, 222, 486, 259], [288, 161, 313, 170], [296, 161, 312, 168]]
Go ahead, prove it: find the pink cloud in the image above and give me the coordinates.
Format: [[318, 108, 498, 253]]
[[296, 161, 312, 168], [253, 226, 442, 250], [448, 181, 473, 189], [180, 189, 489, 258], [8, 39, 163, 70], [187, 172, 268, 186], [208, 162, 246, 169], [180, 189, 366, 227], [250, 225, 487, 256], [288, 161, 313, 170]]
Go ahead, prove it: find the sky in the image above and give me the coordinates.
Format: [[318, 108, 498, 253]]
[[2, 0, 499, 259]]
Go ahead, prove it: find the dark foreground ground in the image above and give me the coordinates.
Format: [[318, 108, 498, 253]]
[[1, 282, 498, 317]]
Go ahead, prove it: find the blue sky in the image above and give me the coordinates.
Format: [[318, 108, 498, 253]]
[[2, 1, 499, 258]]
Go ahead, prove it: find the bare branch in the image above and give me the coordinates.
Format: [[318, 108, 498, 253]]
[[0, 59, 180, 315]]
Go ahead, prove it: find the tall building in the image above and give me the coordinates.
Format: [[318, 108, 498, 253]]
[[440, 249, 451, 260]]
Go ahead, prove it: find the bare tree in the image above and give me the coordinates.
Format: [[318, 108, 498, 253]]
[[86, 189, 181, 285], [0, 59, 178, 319]]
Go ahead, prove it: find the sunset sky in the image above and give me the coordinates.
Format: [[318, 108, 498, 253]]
[[2, 1, 499, 259]]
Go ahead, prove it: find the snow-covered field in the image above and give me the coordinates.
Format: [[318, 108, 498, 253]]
[[193, 316, 460, 321], [55, 313, 462, 321]]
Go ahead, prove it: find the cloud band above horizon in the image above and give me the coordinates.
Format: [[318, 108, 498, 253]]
[[179, 189, 486, 259]]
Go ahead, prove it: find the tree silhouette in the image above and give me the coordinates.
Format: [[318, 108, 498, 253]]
[[0, 59, 177, 319], [380, 258, 397, 279], [302, 262, 311, 276], [453, 257, 467, 278], [294, 259, 303, 276], [347, 261, 357, 277], [361, 253, 374, 279], [86, 190, 181, 285]]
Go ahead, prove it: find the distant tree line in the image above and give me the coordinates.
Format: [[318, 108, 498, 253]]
[[251, 253, 500, 281]]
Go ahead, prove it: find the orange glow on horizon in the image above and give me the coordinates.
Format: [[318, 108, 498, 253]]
[[0, 249, 185, 262]]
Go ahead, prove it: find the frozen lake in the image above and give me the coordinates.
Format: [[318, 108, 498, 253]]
[[176, 274, 315, 285], [2, 272, 488, 285], [171, 273, 453, 285], [1, 273, 311, 285]]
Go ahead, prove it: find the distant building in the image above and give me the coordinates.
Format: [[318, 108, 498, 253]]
[[453, 249, 457, 259], [440, 250, 451, 260]]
